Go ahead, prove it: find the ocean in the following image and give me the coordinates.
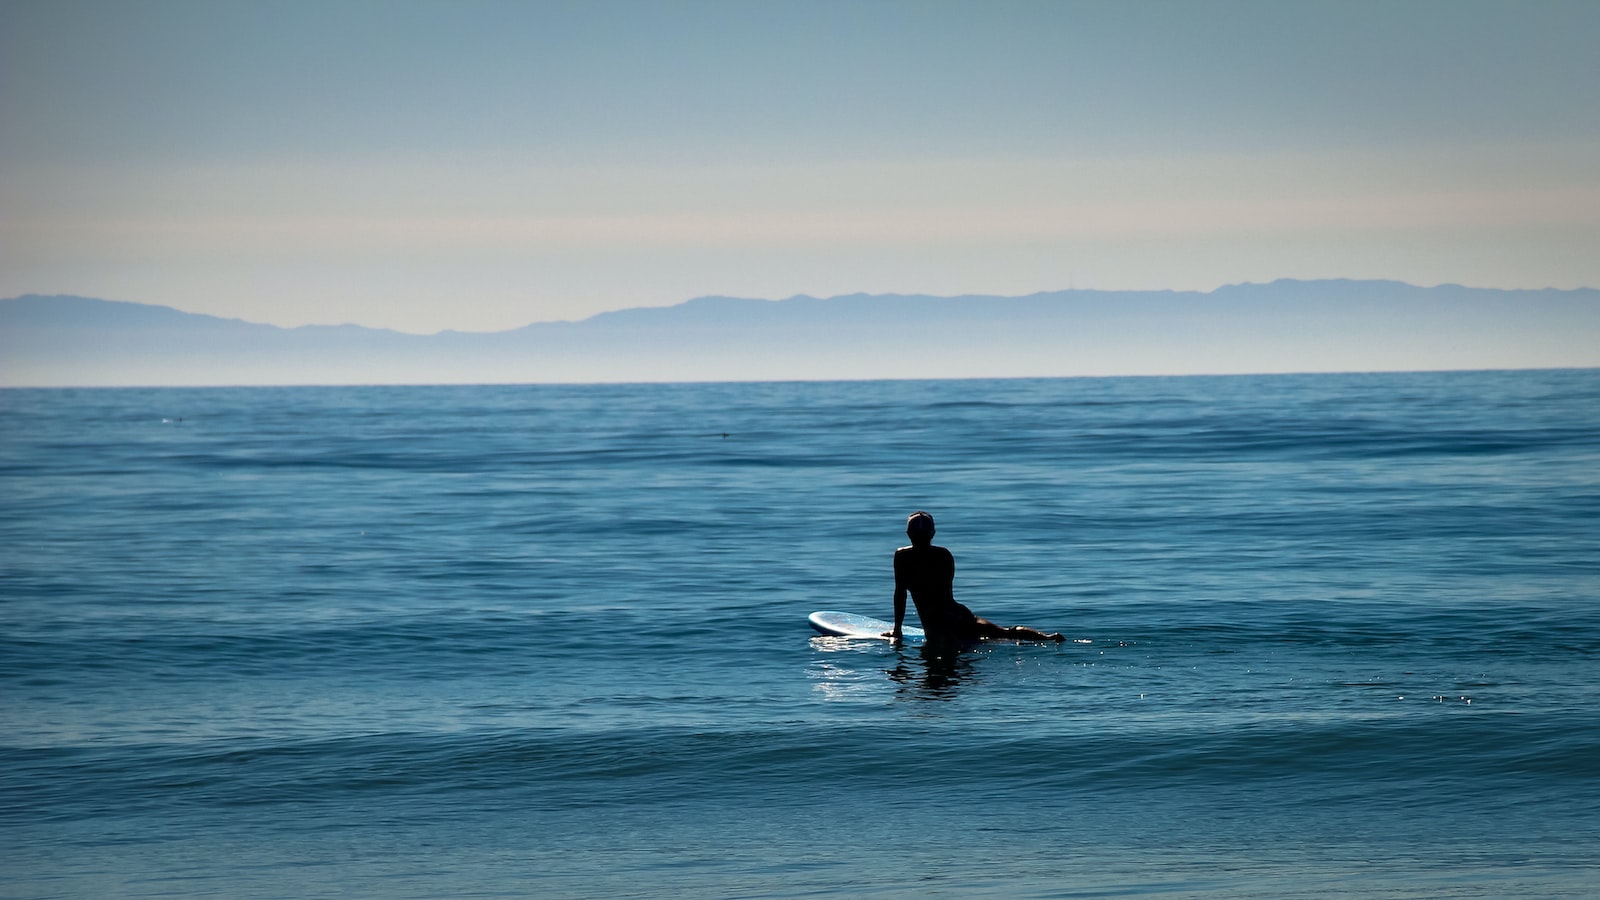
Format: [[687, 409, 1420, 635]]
[[2, 370, 1597, 898]]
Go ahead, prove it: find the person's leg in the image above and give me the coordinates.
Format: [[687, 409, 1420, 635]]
[[972, 617, 1065, 643], [1003, 625, 1066, 642]]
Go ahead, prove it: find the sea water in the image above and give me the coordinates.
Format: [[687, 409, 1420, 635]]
[[2, 370, 1597, 899]]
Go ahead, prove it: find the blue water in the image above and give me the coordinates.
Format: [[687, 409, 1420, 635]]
[[3, 370, 1598, 898]]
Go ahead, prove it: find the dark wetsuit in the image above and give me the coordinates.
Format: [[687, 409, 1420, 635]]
[[894, 543, 981, 643]]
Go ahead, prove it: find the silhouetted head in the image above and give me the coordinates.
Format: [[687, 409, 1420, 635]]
[[906, 511, 935, 546]]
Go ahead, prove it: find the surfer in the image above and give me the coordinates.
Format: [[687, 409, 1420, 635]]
[[887, 511, 1065, 645]]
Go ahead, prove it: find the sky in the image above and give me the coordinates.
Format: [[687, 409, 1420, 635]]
[[2, 0, 1598, 335]]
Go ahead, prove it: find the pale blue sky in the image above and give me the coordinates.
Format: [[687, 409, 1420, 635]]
[[3, 0, 1597, 333]]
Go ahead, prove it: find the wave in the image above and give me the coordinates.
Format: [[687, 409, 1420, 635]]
[[7, 709, 1596, 830]]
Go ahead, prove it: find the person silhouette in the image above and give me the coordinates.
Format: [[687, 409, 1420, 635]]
[[887, 511, 1065, 645]]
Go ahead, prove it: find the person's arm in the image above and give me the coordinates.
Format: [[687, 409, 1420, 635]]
[[887, 550, 906, 639], [890, 584, 906, 639]]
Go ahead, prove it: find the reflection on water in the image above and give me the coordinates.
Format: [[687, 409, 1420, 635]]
[[805, 638, 883, 703], [807, 637, 979, 702], [887, 644, 978, 700]]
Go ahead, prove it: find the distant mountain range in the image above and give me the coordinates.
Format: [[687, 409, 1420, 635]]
[[3, 280, 1597, 386]]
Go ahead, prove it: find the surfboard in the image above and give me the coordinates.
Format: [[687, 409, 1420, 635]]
[[808, 610, 923, 642]]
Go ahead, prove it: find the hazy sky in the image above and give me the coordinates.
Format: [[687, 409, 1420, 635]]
[[3, 0, 1597, 334]]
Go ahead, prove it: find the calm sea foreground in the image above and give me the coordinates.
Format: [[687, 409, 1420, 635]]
[[2, 370, 1597, 898]]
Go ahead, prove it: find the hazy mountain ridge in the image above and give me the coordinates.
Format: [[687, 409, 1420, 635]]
[[3, 281, 1597, 386]]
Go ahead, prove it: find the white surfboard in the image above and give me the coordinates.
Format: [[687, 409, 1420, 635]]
[[808, 610, 924, 642]]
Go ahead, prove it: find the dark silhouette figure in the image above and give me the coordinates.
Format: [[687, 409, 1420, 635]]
[[888, 511, 1064, 645]]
